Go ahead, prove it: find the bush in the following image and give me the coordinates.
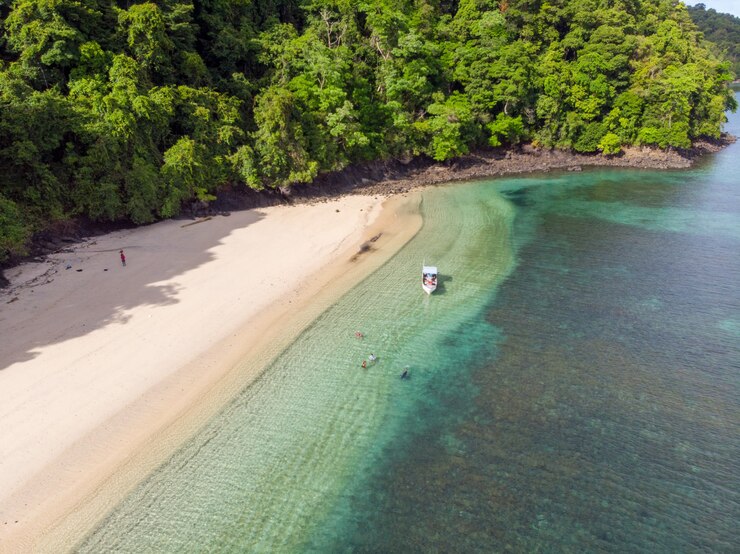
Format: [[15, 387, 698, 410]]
[[0, 195, 29, 261], [598, 132, 622, 155]]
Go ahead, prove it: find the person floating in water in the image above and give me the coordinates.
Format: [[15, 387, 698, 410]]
[[119, 250, 126, 266], [368, 353, 377, 363], [401, 367, 409, 379], [355, 331, 364, 339], [361, 360, 367, 369]]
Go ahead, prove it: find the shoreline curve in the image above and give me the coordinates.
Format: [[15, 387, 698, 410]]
[[0, 193, 423, 552]]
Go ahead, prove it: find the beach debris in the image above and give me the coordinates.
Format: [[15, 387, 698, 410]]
[[6, 297, 18, 304], [351, 244, 371, 260], [181, 216, 213, 228], [76, 269, 83, 272], [350, 233, 383, 262]]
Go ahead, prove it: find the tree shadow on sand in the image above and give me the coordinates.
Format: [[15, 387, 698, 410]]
[[0, 211, 264, 370]]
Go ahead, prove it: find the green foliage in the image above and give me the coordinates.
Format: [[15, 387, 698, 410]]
[[0, 194, 29, 261], [0, 0, 735, 246], [252, 85, 317, 187], [416, 93, 480, 161], [0, 73, 74, 220], [4, 0, 102, 87], [598, 132, 622, 155], [229, 145, 261, 190], [688, 4, 740, 78], [124, 155, 160, 224], [487, 114, 524, 147], [119, 3, 173, 78], [160, 136, 216, 217], [574, 121, 606, 152]]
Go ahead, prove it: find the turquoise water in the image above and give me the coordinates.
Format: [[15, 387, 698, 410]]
[[79, 100, 739, 551], [78, 184, 517, 551]]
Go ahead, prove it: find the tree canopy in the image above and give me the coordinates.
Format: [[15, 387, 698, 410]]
[[687, 3, 740, 78], [0, 0, 736, 260]]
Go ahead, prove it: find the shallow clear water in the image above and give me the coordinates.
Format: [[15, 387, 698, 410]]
[[78, 184, 517, 552], [79, 98, 739, 552]]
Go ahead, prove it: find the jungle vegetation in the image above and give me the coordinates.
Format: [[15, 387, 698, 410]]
[[0, 0, 736, 260], [687, 3, 740, 78]]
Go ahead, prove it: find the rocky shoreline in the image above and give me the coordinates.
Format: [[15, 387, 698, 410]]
[[297, 133, 735, 198], [1, 134, 735, 287]]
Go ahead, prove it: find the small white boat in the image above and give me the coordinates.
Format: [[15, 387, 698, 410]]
[[422, 265, 438, 294]]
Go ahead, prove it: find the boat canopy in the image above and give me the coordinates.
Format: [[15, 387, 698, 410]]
[[423, 266, 438, 275]]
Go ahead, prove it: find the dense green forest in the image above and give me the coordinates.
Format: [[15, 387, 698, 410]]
[[0, 0, 736, 260], [687, 3, 740, 77]]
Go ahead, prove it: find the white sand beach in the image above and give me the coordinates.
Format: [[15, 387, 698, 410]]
[[0, 194, 421, 552]]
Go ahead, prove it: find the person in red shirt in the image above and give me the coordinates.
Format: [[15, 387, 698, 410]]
[[120, 250, 126, 266]]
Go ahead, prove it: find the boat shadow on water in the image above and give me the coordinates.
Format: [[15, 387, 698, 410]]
[[432, 273, 451, 295]]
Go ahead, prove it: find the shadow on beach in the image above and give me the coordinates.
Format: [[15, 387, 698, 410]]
[[0, 211, 264, 370]]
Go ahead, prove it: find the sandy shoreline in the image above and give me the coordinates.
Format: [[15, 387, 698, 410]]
[[0, 193, 422, 552]]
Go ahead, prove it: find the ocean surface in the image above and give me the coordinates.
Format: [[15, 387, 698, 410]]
[[79, 96, 739, 552]]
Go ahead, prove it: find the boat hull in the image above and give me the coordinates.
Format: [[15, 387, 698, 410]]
[[422, 265, 438, 294]]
